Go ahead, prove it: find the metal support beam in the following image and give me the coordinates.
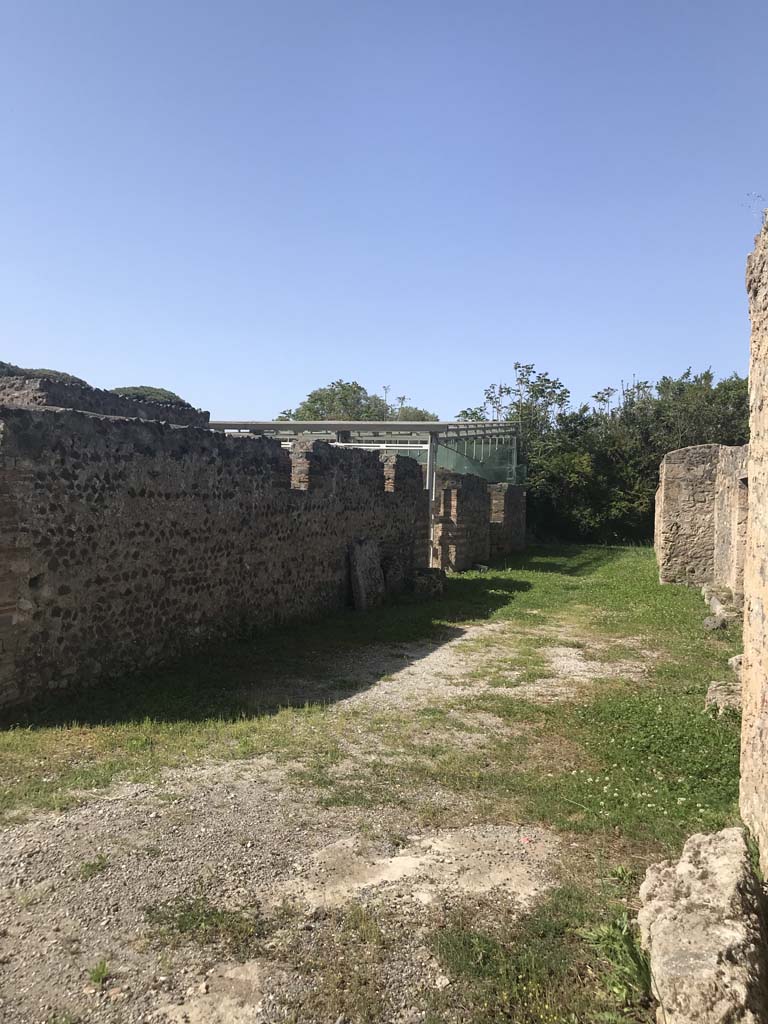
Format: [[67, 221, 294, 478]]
[[426, 432, 438, 568]]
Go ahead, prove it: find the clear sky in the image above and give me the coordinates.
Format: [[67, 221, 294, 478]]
[[1, 1, 765, 419]]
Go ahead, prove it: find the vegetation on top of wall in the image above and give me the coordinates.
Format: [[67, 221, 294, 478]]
[[278, 379, 438, 422], [109, 385, 192, 407], [0, 360, 88, 385], [459, 364, 749, 544]]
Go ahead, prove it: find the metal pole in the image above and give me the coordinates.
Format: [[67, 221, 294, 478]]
[[426, 432, 438, 568], [426, 432, 437, 501]]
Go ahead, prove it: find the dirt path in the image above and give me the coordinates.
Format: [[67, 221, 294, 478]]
[[0, 616, 650, 1024]]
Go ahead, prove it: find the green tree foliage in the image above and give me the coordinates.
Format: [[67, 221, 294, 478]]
[[460, 365, 749, 544], [279, 380, 437, 421], [109, 385, 191, 406], [392, 404, 439, 421]]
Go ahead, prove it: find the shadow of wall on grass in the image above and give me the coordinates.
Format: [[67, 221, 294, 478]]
[[0, 575, 533, 731], [493, 544, 630, 578]]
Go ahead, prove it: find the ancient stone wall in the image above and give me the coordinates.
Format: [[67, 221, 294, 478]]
[[0, 408, 428, 708], [741, 217, 768, 868], [488, 483, 526, 559], [714, 444, 749, 607], [655, 443, 748, 600], [655, 444, 721, 586], [0, 377, 209, 427], [432, 471, 491, 571]]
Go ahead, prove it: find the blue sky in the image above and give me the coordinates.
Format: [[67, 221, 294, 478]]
[[1, 1, 765, 419]]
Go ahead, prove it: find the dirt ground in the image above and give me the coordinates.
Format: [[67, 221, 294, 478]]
[[0, 618, 651, 1024]]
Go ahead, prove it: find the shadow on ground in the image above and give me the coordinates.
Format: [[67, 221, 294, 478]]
[[1, 575, 538, 731], [499, 544, 633, 578], [1, 546, 631, 733]]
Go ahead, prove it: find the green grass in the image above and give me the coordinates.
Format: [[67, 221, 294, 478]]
[[87, 960, 110, 988], [0, 545, 744, 1024], [79, 852, 109, 880], [144, 896, 266, 959], [0, 546, 740, 844], [0, 569, 532, 819], [287, 547, 741, 852], [430, 884, 651, 1024], [282, 902, 389, 1024]]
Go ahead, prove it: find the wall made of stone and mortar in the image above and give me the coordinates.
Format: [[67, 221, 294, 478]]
[[714, 444, 749, 606], [741, 217, 768, 870], [488, 483, 526, 559], [0, 377, 209, 427], [655, 444, 722, 586], [0, 408, 428, 708], [432, 471, 491, 571], [654, 443, 749, 601]]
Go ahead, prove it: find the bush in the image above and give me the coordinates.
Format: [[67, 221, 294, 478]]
[[0, 360, 87, 385], [109, 385, 191, 407]]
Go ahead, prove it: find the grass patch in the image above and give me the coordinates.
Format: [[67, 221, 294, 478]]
[[505, 684, 740, 846], [144, 897, 266, 959], [79, 853, 109, 880], [0, 545, 744, 1023], [431, 885, 651, 1024], [283, 902, 389, 1024], [280, 547, 741, 854]]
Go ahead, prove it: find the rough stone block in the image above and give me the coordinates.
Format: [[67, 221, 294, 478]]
[[638, 828, 768, 1024], [705, 679, 742, 716]]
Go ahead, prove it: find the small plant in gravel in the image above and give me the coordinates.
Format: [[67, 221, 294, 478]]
[[144, 897, 266, 959], [79, 853, 109, 880], [87, 960, 110, 987]]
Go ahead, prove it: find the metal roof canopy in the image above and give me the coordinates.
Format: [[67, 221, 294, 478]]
[[209, 420, 517, 441]]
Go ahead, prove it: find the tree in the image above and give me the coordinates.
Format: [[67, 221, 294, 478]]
[[279, 380, 437, 421], [392, 404, 439, 422], [460, 365, 749, 544]]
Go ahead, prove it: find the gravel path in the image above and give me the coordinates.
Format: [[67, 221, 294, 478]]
[[0, 617, 647, 1023]]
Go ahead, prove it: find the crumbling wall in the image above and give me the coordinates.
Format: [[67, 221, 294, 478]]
[[0, 376, 209, 426], [741, 217, 768, 869], [655, 443, 749, 599], [714, 445, 749, 607], [0, 408, 428, 708], [655, 445, 721, 586], [432, 471, 491, 571], [488, 483, 526, 559]]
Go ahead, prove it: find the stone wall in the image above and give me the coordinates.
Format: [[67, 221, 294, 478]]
[[432, 472, 491, 571], [431, 475, 527, 572], [0, 377, 209, 427], [0, 408, 428, 708], [741, 216, 768, 869], [655, 444, 722, 587], [714, 444, 749, 606], [655, 443, 748, 600], [489, 483, 526, 559]]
